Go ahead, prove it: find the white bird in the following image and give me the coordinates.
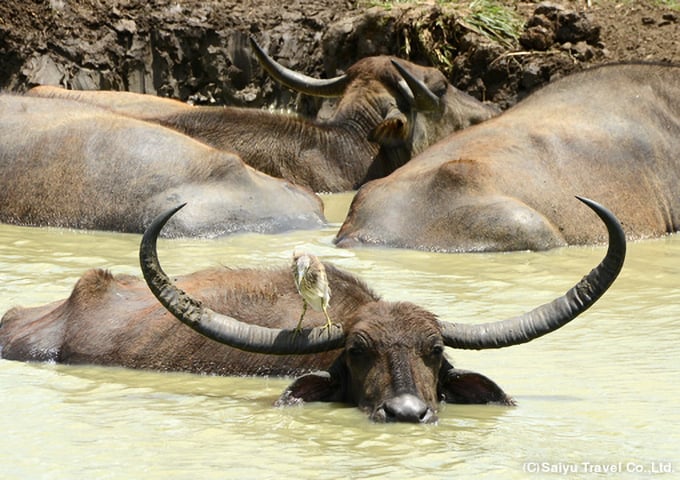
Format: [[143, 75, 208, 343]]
[[292, 249, 332, 332]]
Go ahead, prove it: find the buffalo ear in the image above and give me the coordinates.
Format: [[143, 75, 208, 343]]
[[439, 366, 516, 406], [368, 109, 409, 147], [275, 371, 343, 407]]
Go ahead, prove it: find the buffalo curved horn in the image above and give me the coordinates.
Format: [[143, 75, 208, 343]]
[[390, 59, 440, 111], [249, 37, 349, 97], [440, 196, 626, 349], [139, 204, 345, 355]]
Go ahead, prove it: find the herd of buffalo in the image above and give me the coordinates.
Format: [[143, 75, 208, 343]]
[[1, 36, 677, 422]]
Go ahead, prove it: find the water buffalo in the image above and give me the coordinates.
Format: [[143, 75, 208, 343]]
[[27, 38, 498, 192], [0, 197, 625, 423], [335, 62, 680, 252], [0, 95, 324, 236]]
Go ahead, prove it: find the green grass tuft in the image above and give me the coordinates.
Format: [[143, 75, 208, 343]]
[[460, 0, 522, 47]]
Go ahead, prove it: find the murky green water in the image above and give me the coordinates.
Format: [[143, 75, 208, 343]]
[[1, 194, 678, 479]]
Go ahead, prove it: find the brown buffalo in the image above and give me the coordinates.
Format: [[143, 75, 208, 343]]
[[27, 38, 498, 192], [0, 95, 324, 236], [0, 197, 625, 423], [335, 63, 680, 252]]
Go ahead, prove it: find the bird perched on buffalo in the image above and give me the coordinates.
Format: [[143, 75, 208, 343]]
[[292, 248, 333, 332]]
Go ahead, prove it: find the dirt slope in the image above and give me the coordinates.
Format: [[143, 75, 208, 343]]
[[0, 1, 677, 112]]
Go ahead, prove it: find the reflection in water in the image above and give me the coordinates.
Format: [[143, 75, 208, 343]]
[[1, 194, 679, 479]]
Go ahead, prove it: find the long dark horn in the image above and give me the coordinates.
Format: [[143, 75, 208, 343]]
[[390, 60, 440, 111], [441, 197, 626, 349], [139, 205, 345, 355], [250, 36, 349, 97]]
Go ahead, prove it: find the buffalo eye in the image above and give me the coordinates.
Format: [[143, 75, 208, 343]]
[[427, 79, 448, 98], [426, 343, 445, 361], [346, 336, 371, 360]]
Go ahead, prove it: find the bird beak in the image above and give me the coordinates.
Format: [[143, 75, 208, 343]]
[[296, 263, 306, 284], [295, 256, 310, 284]]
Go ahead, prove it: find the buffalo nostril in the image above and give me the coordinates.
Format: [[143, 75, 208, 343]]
[[382, 394, 433, 423]]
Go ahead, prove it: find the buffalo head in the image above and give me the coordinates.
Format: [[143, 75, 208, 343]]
[[250, 37, 498, 177], [140, 197, 625, 423]]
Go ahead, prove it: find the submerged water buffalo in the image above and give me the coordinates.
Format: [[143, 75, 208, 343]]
[[0, 197, 625, 423], [335, 63, 680, 252], [0, 95, 324, 236], [28, 38, 497, 192]]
